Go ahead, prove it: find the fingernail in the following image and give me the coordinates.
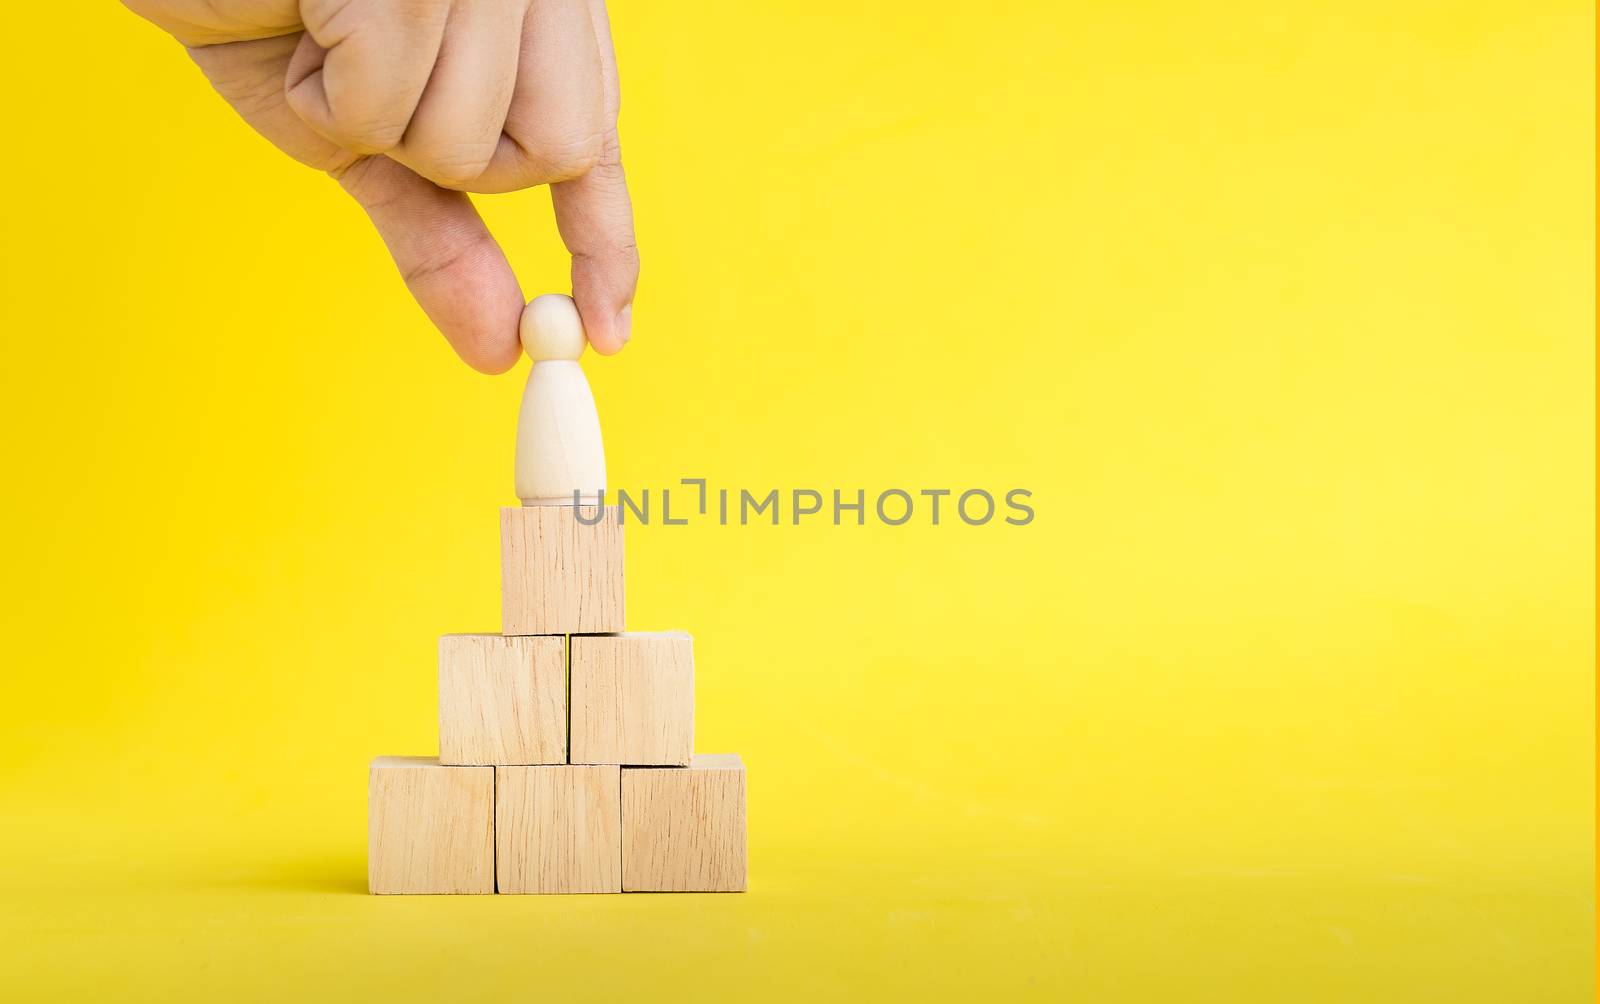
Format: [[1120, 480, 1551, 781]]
[[616, 304, 632, 345]]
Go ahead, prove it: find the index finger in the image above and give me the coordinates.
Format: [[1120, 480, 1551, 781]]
[[337, 157, 526, 374]]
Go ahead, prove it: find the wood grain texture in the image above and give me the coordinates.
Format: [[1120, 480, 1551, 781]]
[[571, 633, 694, 766], [368, 757, 494, 895], [622, 754, 746, 892], [496, 765, 622, 894], [439, 634, 566, 766], [515, 295, 606, 505], [500, 505, 624, 635]]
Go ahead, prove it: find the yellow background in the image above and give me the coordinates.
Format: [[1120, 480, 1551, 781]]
[[0, 2, 1593, 1000]]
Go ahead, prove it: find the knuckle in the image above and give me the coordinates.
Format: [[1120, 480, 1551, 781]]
[[328, 155, 378, 194], [522, 128, 604, 182], [413, 148, 496, 190], [299, 0, 362, 39], [576, 240, 640, 276], [281, 66, 411, 154], [400, 232, 497, 288], [326, 110, 407, 154]]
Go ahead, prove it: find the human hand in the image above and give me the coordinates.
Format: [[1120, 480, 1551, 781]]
[[122, 0, 638, 372]]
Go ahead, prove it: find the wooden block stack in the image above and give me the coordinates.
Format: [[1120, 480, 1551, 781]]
[[367, 504, 746, 894]]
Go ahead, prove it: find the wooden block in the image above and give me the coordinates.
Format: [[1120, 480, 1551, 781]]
[[439, 634, 565, 766], [622, 754, 746, 892], [496, 765, 622, 894], [368, 757, 494, 895], [500, 504, 625, 635], [570, 633, 694, 766]]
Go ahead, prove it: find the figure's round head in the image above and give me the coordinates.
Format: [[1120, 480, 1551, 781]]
[[520, 294, 586, 361]]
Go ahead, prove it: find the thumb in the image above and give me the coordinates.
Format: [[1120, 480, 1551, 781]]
[[552, 0, 638, 355], [551, 133, 639, 356], [335, 157, 525, 374]]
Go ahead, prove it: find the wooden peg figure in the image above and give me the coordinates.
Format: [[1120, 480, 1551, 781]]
[[514, 294, 606, 505]]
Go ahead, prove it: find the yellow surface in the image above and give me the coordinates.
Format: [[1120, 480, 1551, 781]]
[[0, 2, 1593, 1000]]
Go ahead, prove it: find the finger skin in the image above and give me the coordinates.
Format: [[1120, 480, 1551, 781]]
[[184, 21, 524, 374], [133, 0, 628, 371], [121, 0, 300, 46], [187, 33, 357, 172], [470, 0, 606, 194], [284, 0, 449, 155], [187, 35, 516, 373], [388, 0, 526, 189], [336, 157, 525, 374], [550, 0, 636, 354]]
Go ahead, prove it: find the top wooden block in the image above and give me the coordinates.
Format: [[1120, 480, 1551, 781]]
[[500, 504, 625, 635]]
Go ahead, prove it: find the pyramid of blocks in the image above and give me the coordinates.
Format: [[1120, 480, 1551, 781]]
[[367, 504, 747, 894]]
